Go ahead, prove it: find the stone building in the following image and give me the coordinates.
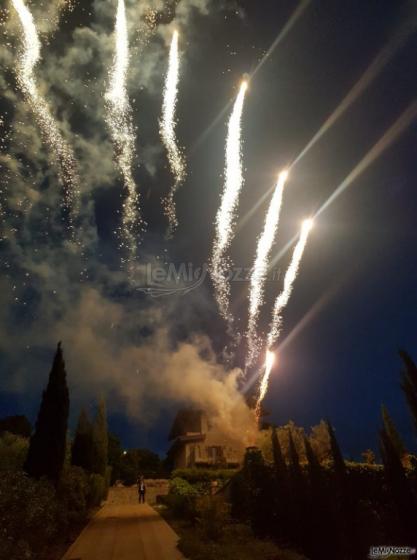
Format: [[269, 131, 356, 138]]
[[167, 409, 244, 469]]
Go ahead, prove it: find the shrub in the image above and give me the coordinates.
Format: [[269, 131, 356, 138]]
[[167, 477, 199, 519], [172, 468, 237, 484], [0, 432, 29, 471], [88, 473, 106, 507], [58, 466, 89, 525], [0, 470, 59, 560], [195, 496, 230, 540]]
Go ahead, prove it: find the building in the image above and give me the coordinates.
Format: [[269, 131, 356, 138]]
[[167, 409, 244, 469]]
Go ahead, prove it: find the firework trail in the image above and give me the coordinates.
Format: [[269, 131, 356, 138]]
[[105, 0, 141, 262], [246, 170, 288, 369], [11, 0, 80, 219], [268, 218, 313, 347], [255, 219, 313, 421], [160, 30, 186, 236], [255, 349, 276, 420], [211, 81, 248, 327]]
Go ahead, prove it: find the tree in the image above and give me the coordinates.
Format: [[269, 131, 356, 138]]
[[399, 350, 417, 435], [91, 399, 108, 476], [24, 342, 69, 484], [381, 405, 406, 458], [380, 424, 417, 541], [71, 409, 93, 472], [271, 426, 287, 481], [326, 420, 346, 481], [108, 433, 123, 484], [309, 419, 332, 463], [0, 415, 31, 438], [361, 449, 376, 464]]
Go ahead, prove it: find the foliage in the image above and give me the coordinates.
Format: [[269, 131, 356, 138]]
[[88, 473, 106, 507], [258, 420, 333, 465], [119, 448, 162, 484], [381, 404, 406, 458], [0, 415, 31, 438], [195, 496, 230, 540], [24, 342, 69, 484], [0, 470, 59, 560], [107, 432, 123, 484], [166, 477, 199, 519], [58, 465, 89, 525], [172, 468, 237, 483], [91, 398, 108, 476], [177, 522, 308, 560], [0, 432, 29, 471], [72, 408, 93, 472], [399, 349, 417, 435]]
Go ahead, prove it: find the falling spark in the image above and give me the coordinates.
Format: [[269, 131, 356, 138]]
[[255, 350, 276, 421], [105, 0, 141, 262], [211, 80, 248, 327], [160, 29, 186, 235], [11, 0, 80, 220], [255, 220, 313, 420], [246, 170, 289, 368], [268, 218, 313, 348]]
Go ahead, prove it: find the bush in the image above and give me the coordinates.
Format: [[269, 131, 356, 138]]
[[88, 473, 106, 507], [178, 523, 308, 560], [172, 468, 237, 484], [58, 466, 89, 525], [0, 432, 29, 471], [195, 496, 230, 540], [0, 470, 59, 560], [167, 477, 199, 519]]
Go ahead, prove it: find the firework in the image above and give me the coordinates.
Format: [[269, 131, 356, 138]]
[[211, 80, 248, 326], [246, 170, 288, 369], [160, 29, 186, 235], [268, 218, 313, 348], [255, 349, 276, 421], [11, 0, 80, 219], [105, 0, 141, 262]]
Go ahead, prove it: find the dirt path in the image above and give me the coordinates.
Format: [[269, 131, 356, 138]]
[[61, 503, 184, 560]]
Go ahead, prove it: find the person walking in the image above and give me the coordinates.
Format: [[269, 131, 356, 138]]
[[138, 475, 146, 504]]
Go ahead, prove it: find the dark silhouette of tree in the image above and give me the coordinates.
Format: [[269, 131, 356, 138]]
[[381, 404, 406, 458], [242, 447, 274, 538], [24, 342, 69, 484], [326, 420, 346, 481], [399, 349, 417, 435], [71, 408, 93, 471], [91, 398, 108, 476], [287, 431, 307, 548], [380, 424, 417, 543], [0, 415, 31, 438], [271, 426, 287, 481]]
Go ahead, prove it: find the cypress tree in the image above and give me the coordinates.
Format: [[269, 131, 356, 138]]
[[271, 426, 287, 481], [399, 350, 417, 435], [381, 404, 406, 458], [24, 342, 69, 484], [326, 419, 346, 481], [287, 431, 306, 548], [91, 398, 108, 476], [71, 408, 93, 471], [380, 424, 417, 541]]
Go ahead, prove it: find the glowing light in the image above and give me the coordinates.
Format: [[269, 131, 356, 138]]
[[255, 350, 276, 421], [268, 218, 313, 348], [105, 0, 141, 262], [11, 0, 80, 222], [211, 80, 248, 326], [160, 29, 186, 235], [246, 170, 289, 368]]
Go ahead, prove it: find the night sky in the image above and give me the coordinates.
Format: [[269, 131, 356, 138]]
[[1, 0, 417, 458]]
